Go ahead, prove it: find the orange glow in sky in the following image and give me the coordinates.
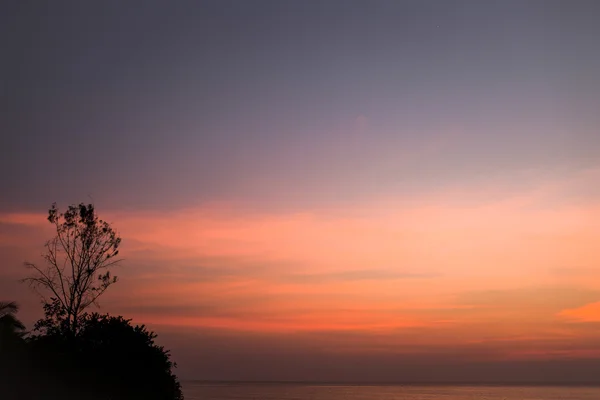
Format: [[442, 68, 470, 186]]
[[3, 167, 600, 364]]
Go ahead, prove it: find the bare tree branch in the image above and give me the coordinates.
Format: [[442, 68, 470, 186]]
[[22, 203, 122, 336]]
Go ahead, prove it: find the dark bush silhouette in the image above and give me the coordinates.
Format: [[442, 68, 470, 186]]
[[0, 301, 25, 379], [0, 301, 27, 397], [0, 301, 75, 400], [27, 312, 184, 400], [0, 301, 26, 349]]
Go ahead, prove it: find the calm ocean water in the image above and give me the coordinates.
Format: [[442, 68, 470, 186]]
[[183, 382, 600, 400]]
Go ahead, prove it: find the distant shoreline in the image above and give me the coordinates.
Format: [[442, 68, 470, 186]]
[[182, 380, 600, 387]]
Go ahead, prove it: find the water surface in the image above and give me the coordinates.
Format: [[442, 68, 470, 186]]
[[183, 382, 600, 400]]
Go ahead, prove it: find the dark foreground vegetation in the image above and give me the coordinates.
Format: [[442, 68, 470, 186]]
[[1, 305, 183, 400], [0, 203, 183, 400]]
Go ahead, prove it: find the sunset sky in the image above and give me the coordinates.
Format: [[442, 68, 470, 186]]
[[2, 0, 600, 383]]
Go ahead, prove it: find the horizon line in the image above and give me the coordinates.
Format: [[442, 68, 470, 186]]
[[182, 380, 600, 387]]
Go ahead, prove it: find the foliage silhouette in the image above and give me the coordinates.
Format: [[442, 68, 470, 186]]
[[0, 301, 26, 380], [0, 301, 42, 400], [0, 301, 26, 348], [23, 203, 122, 336], [0, 304, 117, 400], [27, 312, 184, 400]]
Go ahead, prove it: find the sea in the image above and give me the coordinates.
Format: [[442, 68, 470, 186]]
[[182, 382, 600, 400]]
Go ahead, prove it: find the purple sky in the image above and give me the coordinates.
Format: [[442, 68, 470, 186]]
[[3, 1, 599, 212]]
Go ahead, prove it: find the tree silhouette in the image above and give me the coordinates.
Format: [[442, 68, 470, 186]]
[[0, 301, 28, 399], [0, 301, 25, 349], [14, 203, 184, 399], [23, 203, 122, 336], [29, 313, 184, 400]]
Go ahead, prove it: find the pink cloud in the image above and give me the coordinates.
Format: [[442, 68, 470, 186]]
[[559, 302, 600, 323]]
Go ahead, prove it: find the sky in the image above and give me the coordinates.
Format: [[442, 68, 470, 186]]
[[2, 0, 600, 383]]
